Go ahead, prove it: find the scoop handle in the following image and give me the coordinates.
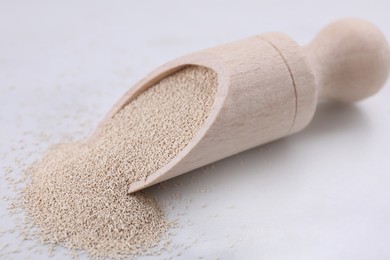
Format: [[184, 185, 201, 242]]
[[305, 18, 390, 102]]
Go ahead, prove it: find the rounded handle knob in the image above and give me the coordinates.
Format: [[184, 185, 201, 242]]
[[305, 18, 390, 102]]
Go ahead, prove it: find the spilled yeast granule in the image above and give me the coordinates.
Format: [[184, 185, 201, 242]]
[[21, 66, 217, 258]]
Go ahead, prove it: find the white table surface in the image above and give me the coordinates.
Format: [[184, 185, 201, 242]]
[[1, 1, 390, 259]]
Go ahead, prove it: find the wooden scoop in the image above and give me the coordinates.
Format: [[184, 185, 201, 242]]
[[94, 18, 390, 193]]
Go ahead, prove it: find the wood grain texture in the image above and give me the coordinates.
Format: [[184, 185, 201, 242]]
[[92, 18, 390, 192]]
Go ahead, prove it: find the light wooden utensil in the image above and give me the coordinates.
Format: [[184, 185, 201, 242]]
[[93, 18, 390, 193]]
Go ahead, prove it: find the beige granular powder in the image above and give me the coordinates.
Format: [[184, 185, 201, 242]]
[[96, 66, 217, 184], [20, 66, 217, 258]]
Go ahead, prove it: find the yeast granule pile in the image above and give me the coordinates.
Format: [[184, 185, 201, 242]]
[[20, 66, 217, 258]]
